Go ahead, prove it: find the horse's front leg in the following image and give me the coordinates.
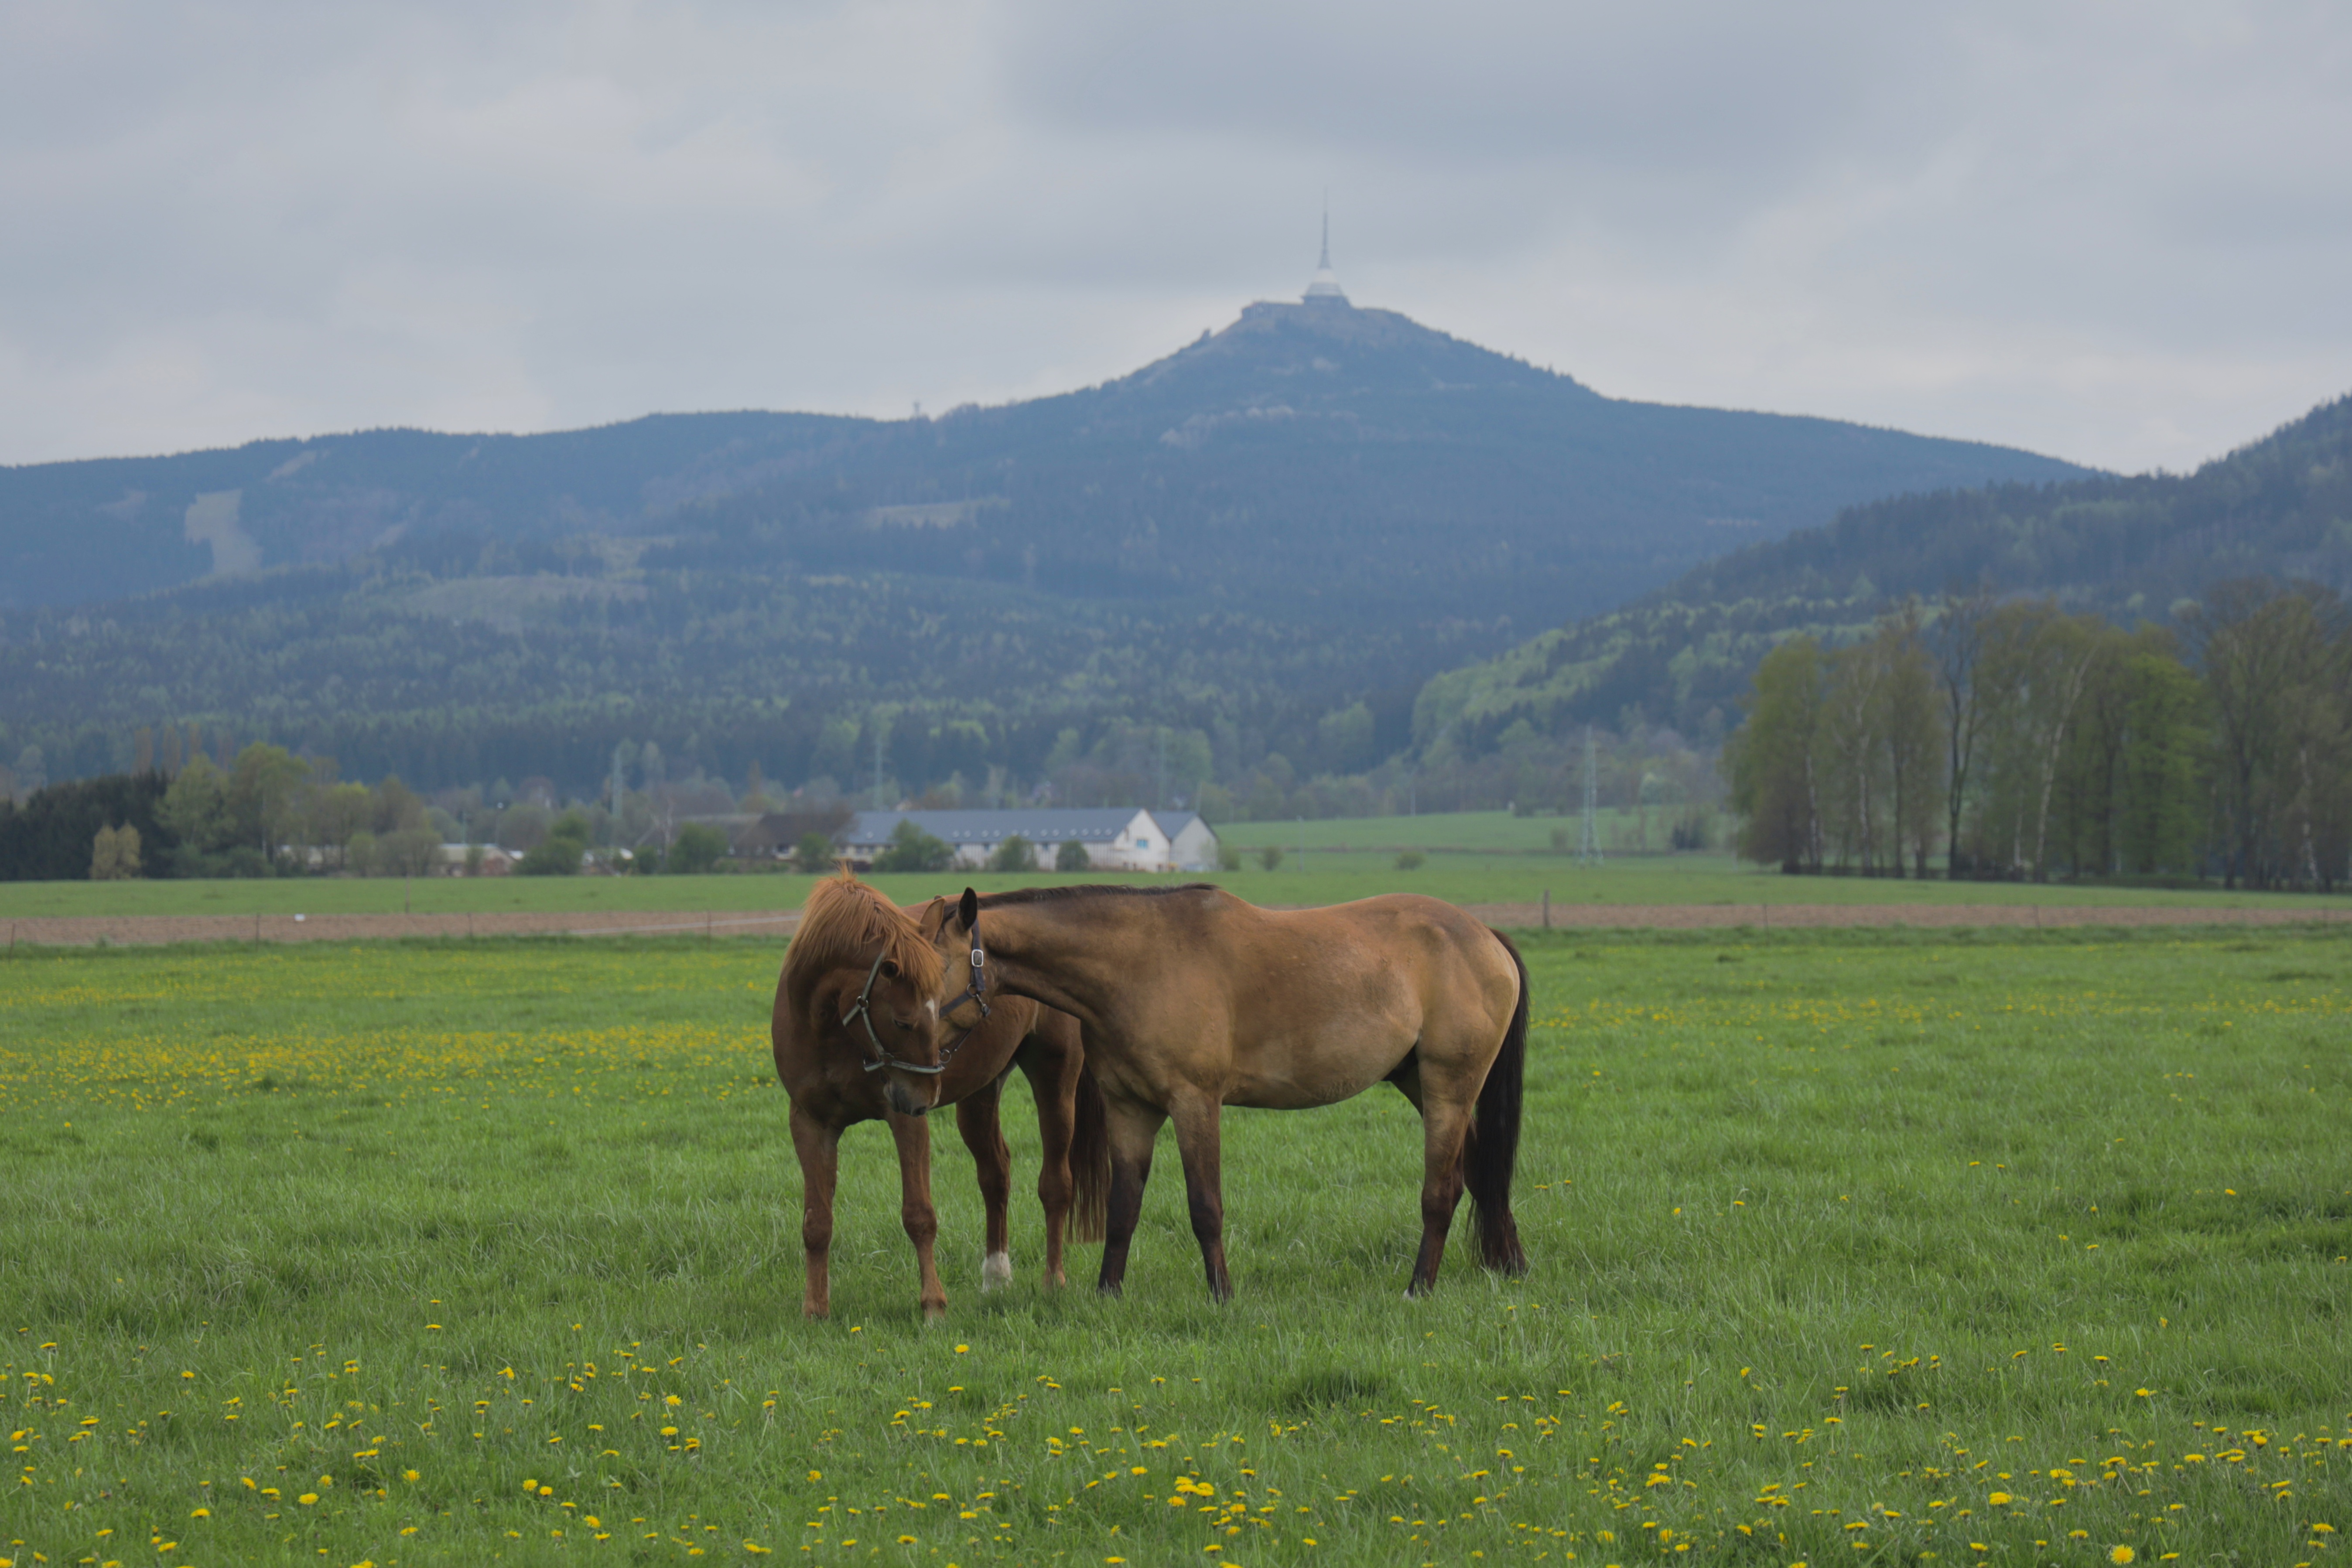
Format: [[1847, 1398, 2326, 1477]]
[[954, 1075, 1015, 1291], [788, 1103, 842, 1319], [1168, 1090, 1233, 1304], [1097, 1097, 1167, 1298], [885, 1110, 950, 1321]]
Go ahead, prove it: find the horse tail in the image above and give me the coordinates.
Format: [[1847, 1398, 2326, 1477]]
[[1067, 1055, 1112, 1244], [1466, 928, 1530, 1276]]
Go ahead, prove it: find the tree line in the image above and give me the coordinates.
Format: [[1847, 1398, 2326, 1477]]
[[0, 741, 732, 882], [1726, 579, 2352, 889]]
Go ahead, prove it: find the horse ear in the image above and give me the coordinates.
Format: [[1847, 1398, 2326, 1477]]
[[958, 887, 980, 932]]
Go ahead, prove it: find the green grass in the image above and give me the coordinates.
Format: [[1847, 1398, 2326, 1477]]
[[1214, 809, 1665, 853], [8, 815, 2350, 921], [3, 928, 2349, 1565]]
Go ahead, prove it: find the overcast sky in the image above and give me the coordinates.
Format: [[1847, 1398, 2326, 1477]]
[[3, 0, 2347, 474]]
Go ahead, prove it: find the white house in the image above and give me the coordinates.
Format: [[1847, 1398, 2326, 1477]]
[[838, 809, 1220, 873]]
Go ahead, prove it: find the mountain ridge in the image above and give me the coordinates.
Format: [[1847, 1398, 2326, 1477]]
[[2, 297, 2100, 793], [1412, 388, 2352, 756]]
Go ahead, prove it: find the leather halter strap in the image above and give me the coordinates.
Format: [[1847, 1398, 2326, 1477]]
[[840, 940, 991, 1076]]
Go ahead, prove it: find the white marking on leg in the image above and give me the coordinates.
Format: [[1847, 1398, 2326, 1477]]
[[980, 1250, 1013, 1290]]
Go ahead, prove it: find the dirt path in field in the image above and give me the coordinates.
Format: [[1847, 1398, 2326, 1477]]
[[4, 901, 2344, 947], [0, 909, 807, 948], [1460, 901, 2348, 931]]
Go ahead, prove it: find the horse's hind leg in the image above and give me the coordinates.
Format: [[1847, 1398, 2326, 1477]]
[[1168, 1090, 1233, 1303], [955, 1076, 1015, 1291], [1097, 1098, 1167, 1298], [885, 1111, 950, 1322], [1407, 1092, 1476, 1297], [789, 1104, 842, 1319], [1016, 1050, 1079, 1289]]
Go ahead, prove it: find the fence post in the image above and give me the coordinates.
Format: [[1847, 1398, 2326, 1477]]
[[1542, 888, 1551, 930]]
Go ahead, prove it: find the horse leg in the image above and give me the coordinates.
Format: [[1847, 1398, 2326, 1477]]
[[788, 1104, 842, 1319], [1016, 1050, 1078, 1289], [1167, 1090, 1233, 1303], [1406, 1090, 1477, 1298], [885, 1110, 950, 1321], [955, 1075, 1015, 1291], [1097, 1097, 1166, 1298]]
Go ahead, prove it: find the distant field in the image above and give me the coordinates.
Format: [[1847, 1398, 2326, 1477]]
[[6, 811, 2347, 920], [1216, 808, 1679, 853], [3, 927, 2348, 1566]]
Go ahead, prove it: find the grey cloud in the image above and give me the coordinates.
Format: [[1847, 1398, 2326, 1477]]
[[0, 0, 2347, 473]]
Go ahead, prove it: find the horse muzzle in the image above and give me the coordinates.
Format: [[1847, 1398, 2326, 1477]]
[[884, 1076, 935, 1118]]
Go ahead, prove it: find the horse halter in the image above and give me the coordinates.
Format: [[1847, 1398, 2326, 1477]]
[[840, 939, 991, 1076]]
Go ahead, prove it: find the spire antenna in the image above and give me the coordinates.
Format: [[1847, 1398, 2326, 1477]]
[[1302, 196, 1349, 307]]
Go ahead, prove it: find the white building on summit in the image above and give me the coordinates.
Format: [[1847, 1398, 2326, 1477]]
[[1303, 212, 1349, 305]]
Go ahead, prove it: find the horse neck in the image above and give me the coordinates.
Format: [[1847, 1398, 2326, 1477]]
[[969, 900, 1132, 1029]]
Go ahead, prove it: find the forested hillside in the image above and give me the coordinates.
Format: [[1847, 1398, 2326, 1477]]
[[0, 299, 2088, 795], [1417, 391, 2352, 754]]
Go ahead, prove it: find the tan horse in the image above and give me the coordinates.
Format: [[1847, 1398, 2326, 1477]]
[[771, 874, 1107, 1320], [916, 883, 1528, 1301]]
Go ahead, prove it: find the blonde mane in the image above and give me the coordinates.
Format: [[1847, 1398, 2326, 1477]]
[[786, 872, 944, 993]]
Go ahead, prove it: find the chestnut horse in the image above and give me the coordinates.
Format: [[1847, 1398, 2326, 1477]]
[[918, 883, 1528, 1301], [772, 874, 1106, 1320]]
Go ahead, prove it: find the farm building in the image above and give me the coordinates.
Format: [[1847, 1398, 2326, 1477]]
[[838, 809, 1220, 872]]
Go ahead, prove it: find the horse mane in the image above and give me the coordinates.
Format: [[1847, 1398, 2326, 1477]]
[[979, 883, 1220, 908], [786, 873, 944, 993]]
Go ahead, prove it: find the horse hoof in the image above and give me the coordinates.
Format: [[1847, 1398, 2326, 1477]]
[[980, 1251, 1013, 1291], [922, 1302, 949, 1323]]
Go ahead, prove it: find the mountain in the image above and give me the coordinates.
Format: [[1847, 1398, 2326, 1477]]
[[0, 296, 2093, 792], [1413, 390, 2352, 755], [4, 302, 2088, 628]]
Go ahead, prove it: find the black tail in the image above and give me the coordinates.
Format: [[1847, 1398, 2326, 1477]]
[[1067, 1058, 1111, 1244], [1465, 929, 1529, 1275]]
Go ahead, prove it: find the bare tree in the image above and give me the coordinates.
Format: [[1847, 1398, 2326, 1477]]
[[2181, 580, 2352, 887], [1934, 588, 1995, 877]]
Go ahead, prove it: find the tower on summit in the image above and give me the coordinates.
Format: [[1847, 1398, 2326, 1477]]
[[1302, 208, 1349, 306]]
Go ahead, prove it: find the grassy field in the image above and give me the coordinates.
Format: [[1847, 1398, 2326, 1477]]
[[1213, 810, 1680, 853], [7, 813, 2350, 919], [4, 925, 2349, 1567]]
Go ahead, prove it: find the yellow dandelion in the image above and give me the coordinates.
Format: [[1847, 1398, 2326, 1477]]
[[297, 1493, 320, 1506], [2110, 1548, 2136, 1565], [1989, 1493, 2012, 1506]]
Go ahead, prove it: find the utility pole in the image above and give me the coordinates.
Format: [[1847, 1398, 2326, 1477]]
[[609, 742, 627, 847], [871, 724, 887, 811], [1579, 726, 1604, 866]]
